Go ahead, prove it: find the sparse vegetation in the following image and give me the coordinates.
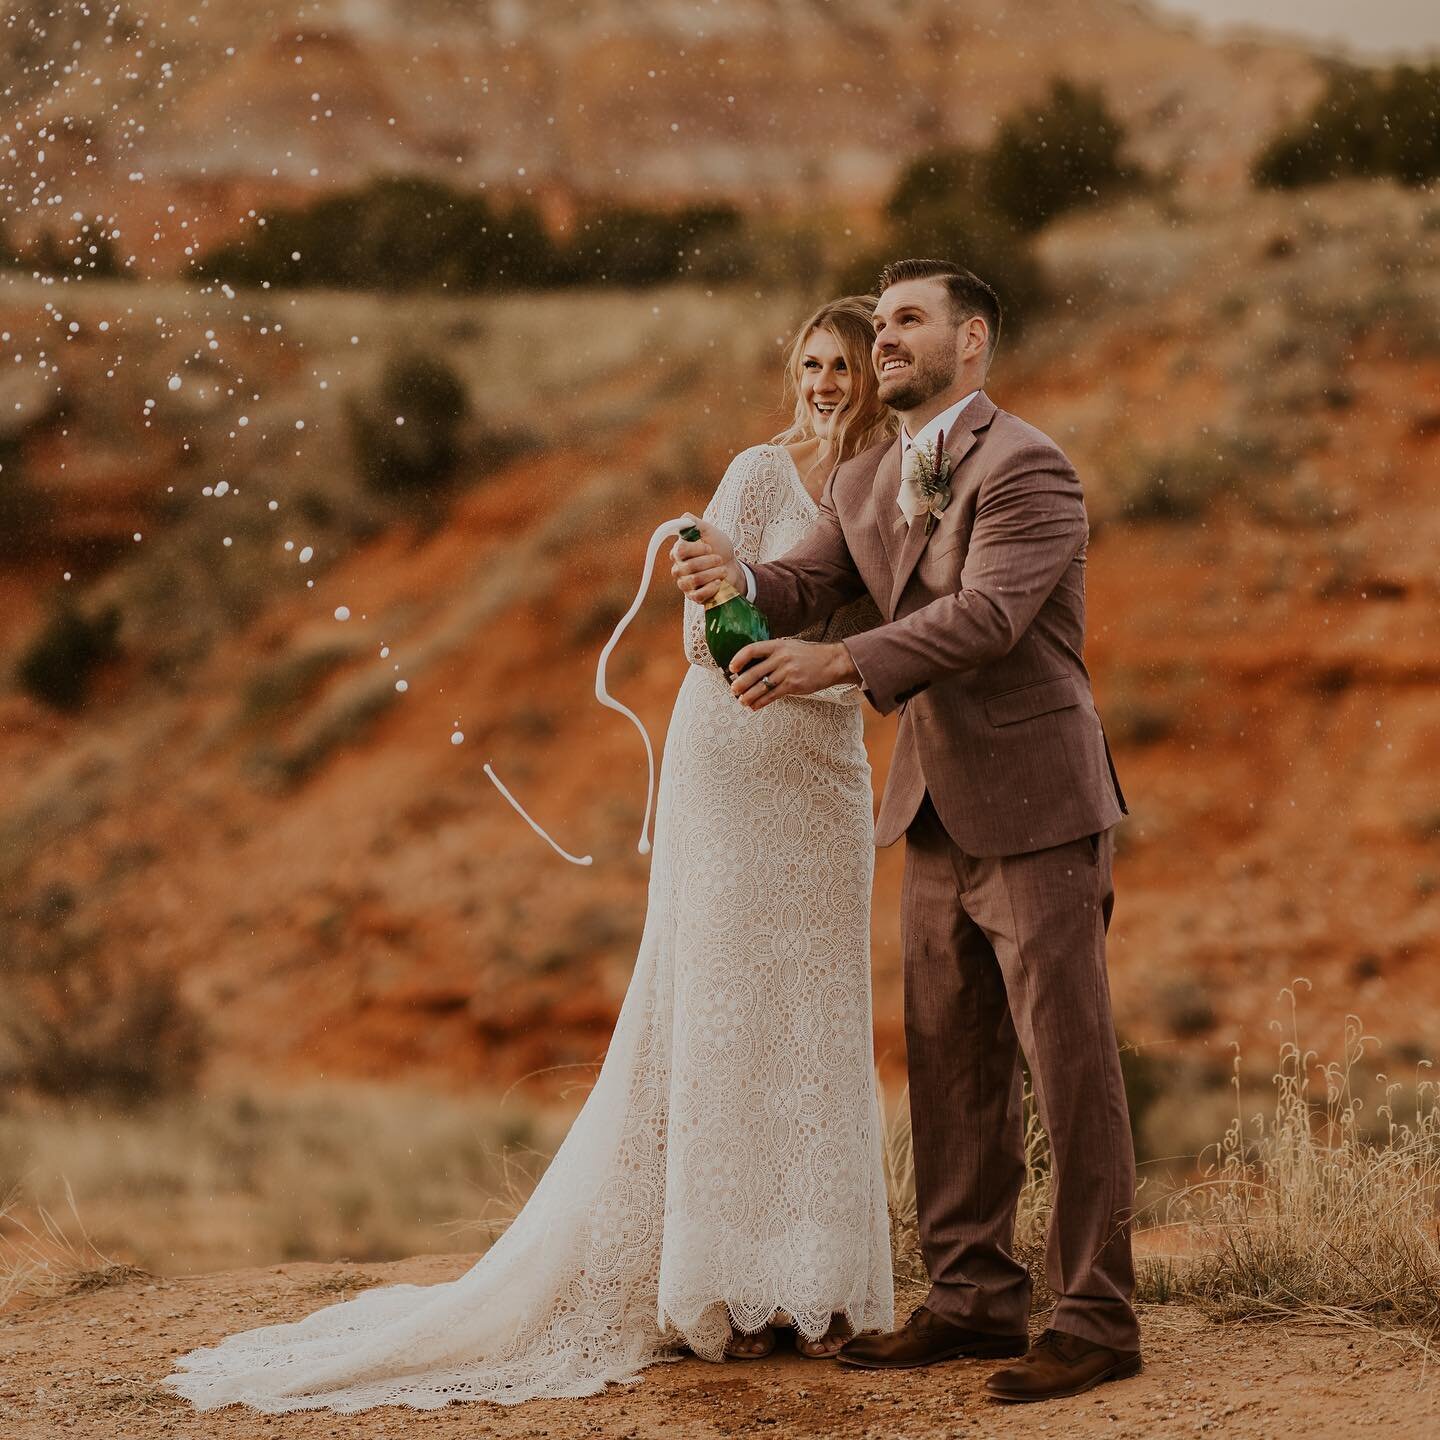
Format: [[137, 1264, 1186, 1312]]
[[349, 352, 472, 499], [346, 349, 536, 513], [1157, 980, 1218, 1039], [1144, 988, 1440, 1349], [885, 987, 1440, 1350], [0, 221, 127, 278], [29, 225, 126, 278], [236, 639, 358, 727], [1109, 443, 1238, 522], [15, 600, 121, 711], [561, 204, 752, 286], [1102, 429, 1305, 527], [0, 1083, 568, 1277], [0, 1185, 142, 1310], [1255, 64, 1440, 190], [191, 177, 546, 292], [0, 912, 205, 1107], [836, 148, 1046, 330], [984, 79, 1139, 233], [838, 80, 1136, 320], [191, 176, 753, 294], [1105, 694, 1181, 748], [0, 440, 57, 560]]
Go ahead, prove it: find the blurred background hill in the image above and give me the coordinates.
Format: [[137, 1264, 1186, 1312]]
[[0, 0, 1436, 1274]]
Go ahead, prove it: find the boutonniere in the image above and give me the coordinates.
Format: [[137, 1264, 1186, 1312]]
[[905, 427, 954, 535]]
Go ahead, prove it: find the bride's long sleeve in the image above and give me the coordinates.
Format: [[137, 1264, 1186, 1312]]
[[682, 446, 781, 668]]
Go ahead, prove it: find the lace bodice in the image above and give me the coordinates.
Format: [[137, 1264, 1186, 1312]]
[[683, 445, 880, 703]]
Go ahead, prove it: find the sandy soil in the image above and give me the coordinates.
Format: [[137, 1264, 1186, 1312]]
[[3, 1255, 1436, 1440]]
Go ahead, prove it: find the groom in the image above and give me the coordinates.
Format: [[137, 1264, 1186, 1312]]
[[673, 259, 1139, 1402]]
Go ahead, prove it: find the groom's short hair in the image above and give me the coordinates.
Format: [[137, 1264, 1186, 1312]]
[[877, 258, 1002, 356]]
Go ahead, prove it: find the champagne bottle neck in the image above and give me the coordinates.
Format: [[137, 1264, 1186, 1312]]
[[706, 581, 741, 608]]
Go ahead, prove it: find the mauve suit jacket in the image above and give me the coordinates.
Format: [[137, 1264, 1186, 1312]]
[[751, 391, 1127, 856]]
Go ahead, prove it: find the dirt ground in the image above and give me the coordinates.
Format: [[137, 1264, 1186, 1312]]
[[3, 1254, 1437, 1440]]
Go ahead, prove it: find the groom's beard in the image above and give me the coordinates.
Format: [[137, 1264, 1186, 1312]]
[[877, 346, 959, 412]]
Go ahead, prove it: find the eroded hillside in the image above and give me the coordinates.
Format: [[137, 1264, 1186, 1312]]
[[0, 0, 1321, 268], [1, 182, 1435, 1167]]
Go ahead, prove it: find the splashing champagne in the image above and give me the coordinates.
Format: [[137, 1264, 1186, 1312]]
[[679, 525, 770, 674], [487, 515, 772, 865]]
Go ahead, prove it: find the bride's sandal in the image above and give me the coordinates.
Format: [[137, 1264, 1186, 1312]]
[[795, 1314, 853, 1360], [725, 1324, 777, 1360]]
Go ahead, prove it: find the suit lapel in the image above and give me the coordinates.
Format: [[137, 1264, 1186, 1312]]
[[887, 392, 997, 619], [873, 438, 905, 572]]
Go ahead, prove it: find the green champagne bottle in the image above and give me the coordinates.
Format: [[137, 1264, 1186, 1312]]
[[679, 525, 770, 673]]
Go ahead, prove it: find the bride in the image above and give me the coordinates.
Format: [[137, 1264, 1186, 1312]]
[[162, 296, 897, 1412]]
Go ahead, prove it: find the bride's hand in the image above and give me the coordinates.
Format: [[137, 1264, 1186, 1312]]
[[670, 516, 742, 604], [728, 638, 861, 709]]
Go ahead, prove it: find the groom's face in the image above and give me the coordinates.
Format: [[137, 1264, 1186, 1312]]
[[872, 279, 963, 412]]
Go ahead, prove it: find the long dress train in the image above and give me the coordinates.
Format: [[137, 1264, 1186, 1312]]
[[161, 443, 893, 1411]]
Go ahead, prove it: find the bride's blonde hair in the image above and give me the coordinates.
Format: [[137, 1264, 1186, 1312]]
[[771, 296, 896, 463]]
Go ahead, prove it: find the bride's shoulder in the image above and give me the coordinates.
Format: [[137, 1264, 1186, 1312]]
[[729, 441, 792, 468], [720, 442, 793, 487]]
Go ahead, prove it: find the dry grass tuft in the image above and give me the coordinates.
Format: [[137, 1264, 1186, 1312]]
[[1143, 983, 1440, 1349], [305, 1269, 383, 1297], [0, 1082, 570, 1277], [883, 983, 1440, 1350], [880, 1084, 924, 1290], [0, 1181, 146, 1309], [883, 1080, 1054, 1313]]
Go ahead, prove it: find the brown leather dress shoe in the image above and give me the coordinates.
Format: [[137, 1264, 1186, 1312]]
[[984, 1328, 1142, 1402], [837, 1306, 1028, 1370]]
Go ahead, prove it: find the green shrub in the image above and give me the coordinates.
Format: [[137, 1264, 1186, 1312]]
[[191, 177, 751, 293], [983, 79, 1138, 233], [1255, 64, 1440, 189], [1107, 432, 1290, 524], [0, 442, 57, 559], [349, 353, 470, 500], [840, 81, 1137, 322], [885, 148, 988, 219], [837, 147, 1046, 334], [16, 602, 121, 711], [0, 915, 206, 1107], [22, 226, 125, 278], [555, 204, 750, 285], [193, 176, 553, 292]]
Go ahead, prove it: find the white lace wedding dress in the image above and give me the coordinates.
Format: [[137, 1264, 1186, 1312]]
[[162, 444, 894, 1412]]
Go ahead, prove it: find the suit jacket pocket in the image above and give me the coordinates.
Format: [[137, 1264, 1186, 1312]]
[[984, 676, 1081, 727]]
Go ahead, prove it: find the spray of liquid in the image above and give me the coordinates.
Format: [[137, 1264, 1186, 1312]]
[[483, 763, 594, 866], [484, 515, 699, 864]]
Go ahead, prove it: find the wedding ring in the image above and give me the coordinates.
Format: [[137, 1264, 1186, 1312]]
[[762, 675, 777, 691]]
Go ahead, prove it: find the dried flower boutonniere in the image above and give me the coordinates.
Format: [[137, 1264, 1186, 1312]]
[[903, 427, 955, 535]]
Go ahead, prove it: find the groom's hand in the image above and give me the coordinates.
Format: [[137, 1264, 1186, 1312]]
[[670, 516, 743, 604], [729, 639, 861, 709]]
